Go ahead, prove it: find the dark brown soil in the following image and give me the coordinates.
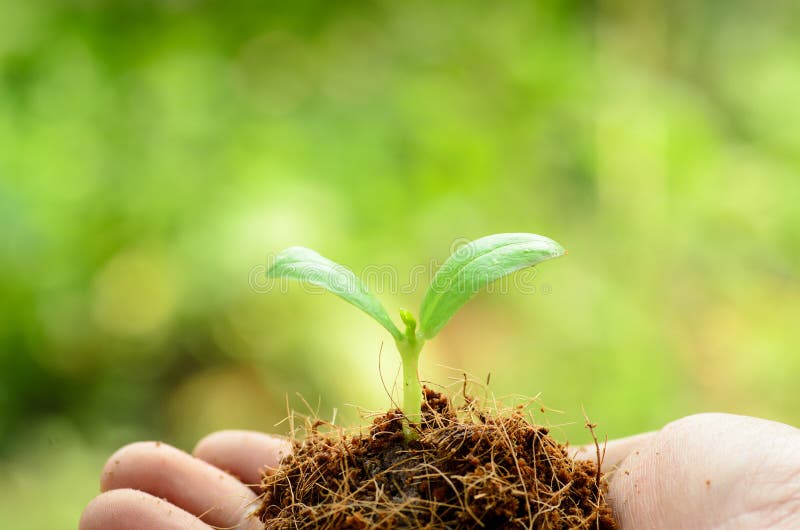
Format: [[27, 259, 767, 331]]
[[257, 388, 616, 529]]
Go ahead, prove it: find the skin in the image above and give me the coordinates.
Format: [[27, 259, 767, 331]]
[[81, 414, 800, 530]]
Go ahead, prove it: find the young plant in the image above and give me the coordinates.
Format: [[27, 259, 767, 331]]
[[267, 233, 565, 438]]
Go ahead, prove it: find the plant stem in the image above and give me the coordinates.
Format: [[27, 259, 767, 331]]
[[397, 310, 425, 439]]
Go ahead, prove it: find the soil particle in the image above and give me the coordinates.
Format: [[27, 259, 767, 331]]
[[258, 388, 616, 529]]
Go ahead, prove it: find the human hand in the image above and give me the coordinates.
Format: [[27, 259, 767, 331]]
[[79, 431, 291, 530], [574, 413, 800, 529], [81, 413, 800, 530]]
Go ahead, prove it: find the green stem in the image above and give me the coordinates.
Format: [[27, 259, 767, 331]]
[[397, 309, 425, 439]]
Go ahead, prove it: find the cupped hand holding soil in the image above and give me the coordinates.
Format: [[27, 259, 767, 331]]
[[80, 414, 800, 530]]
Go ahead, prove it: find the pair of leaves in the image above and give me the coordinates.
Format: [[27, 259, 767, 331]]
[[267, 233, 565, 341]]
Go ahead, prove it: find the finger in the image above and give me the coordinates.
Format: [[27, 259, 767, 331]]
[[571, 431, 656, 470], [80, 489, 214, 530], [102, 441, 261, 530], [193, 430, 292, 492], [194, 430, 291, 491]]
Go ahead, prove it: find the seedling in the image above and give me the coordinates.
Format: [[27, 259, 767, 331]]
[[267, 233, 564, 438]]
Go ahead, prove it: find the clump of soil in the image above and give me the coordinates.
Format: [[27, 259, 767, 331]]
[[257, 388, 616, 529]]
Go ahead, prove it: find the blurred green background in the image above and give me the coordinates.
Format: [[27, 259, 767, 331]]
[[2, 0, 800, 527]]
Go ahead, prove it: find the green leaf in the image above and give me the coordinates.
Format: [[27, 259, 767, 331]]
[[418, 233, 565, 339], [268, 247, 402, 340]]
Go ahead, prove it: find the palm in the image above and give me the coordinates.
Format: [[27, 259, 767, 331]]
[[81, 415, 800, 530], [598, 414, 800, 529]]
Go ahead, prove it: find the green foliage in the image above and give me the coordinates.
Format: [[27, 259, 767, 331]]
[[268, 247, 402, 340], [419, 233, 565, 339], [268, 233, 564, 435]]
